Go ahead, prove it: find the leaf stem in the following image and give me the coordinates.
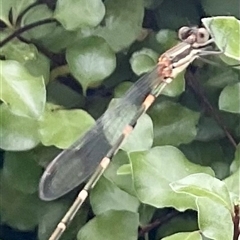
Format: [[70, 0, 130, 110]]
[[0, 18, 57, 48]]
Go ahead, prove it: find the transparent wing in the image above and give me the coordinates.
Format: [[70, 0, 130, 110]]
[[39, 66, 162, 200]]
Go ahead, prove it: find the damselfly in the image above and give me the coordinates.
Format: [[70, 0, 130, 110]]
[[39, 26, 220, 240]]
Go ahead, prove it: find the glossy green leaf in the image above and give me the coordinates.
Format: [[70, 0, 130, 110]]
[[224, 168, 240, 202], [201, 0, 240, 19], [149, 101, 200, 146], [162, 71, 185, 97], [130, 48, 159, 75], [171, 173, 233, 212], [0, 60, 46, 119], [0, 174, 41, 231], [3, 151, 42, 194], [23, 52, 50, 83], [162, 231, 202, 240], [47, 81, 85, 108], [39, 104, 95, 149], [39, 25, 79, 53], [114, 81, 133, 98], [117, 164, 132, 175], [1, 37, 38, 62], [21, 4, 56, 40], [54, 0, 105, 30], [121, 114, 153, 152], [230, 143, 240, 173], [94, 0, 144, 52], [196, 117, 225, 141], [180, 141, 225, 166], [104, 151, 136, 195], [219, 82, 240, 113], [130, 146, 214, 210], [202, 16, 240, 61], [77, 210, 139, 240], [11, 0, 36, 24], [155, 0, 200, 30], [66, 36, 116, 94], [156, 29, 178, 52], [90, 177, 139, 215], [0, 0, 35, 25], [0, 105, 39, 151], [0, 0, 14, 26], [225, 143, 240, 201], [206, 68, 239, 89], [197, 198, 233, 240]]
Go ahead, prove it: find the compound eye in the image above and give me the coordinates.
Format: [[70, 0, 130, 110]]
[[197, 28, 210, 43], [178, 26, 191, 40]]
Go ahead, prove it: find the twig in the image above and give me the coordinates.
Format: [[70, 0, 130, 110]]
[[138, 210, 180, 237], [185, 69, 237, 148], [0, 18, 57, 48]]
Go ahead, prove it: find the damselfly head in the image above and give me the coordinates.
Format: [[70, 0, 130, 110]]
[[178, 26, 210, 45]]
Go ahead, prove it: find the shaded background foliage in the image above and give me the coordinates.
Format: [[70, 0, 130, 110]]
[[0, 0, 239, 240]]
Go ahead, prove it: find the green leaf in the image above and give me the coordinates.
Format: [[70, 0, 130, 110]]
[[149, 101, 200, 146], [23, 52, 50, 84], [117, 164, 132, 175], [38, 25, 79, 53], [21, 4, 56, 40], [0, 0, 14, 26], [197, 198, 233, 240], [180, 141, 225, 166], [0, 105, 39, 151], [156, 29, 178, 52], [201, 0, 240, 19], [0, 0, 35, 26], [130, 146, 214, 210], [77, 210, 139, 240], [0, 60, 46, 119], [130, 48, 159, 75], [0, 173, 41, 231], [66, 36, 116, 94], [196, 117, 225, 141], [54, 0, 105, 30], [3, 151, 42, 194], [219, 82, 240, 113], [94, 0, 144, 52], [162, 231, 202, 240], [224, 168, 240, 202], [230, 143, 240, 173], [11, 0, 36, 24], [121, 114, 153, 152], [206, 68, 239, 89], [170, 173, 233, 212], [1, 36, 38, 62], [155, 0, 200, 30], [202, 16, 240, 61], [114, 81, 133, 98], [90, 177, 139, 215], [39, 103, 95, 149], [162, 71, 185, 97], [47, 81, 85, 108], [104, 151, 136, 195]]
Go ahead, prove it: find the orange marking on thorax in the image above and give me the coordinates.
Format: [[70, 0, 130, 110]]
[[157, 55, 173, 79]]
